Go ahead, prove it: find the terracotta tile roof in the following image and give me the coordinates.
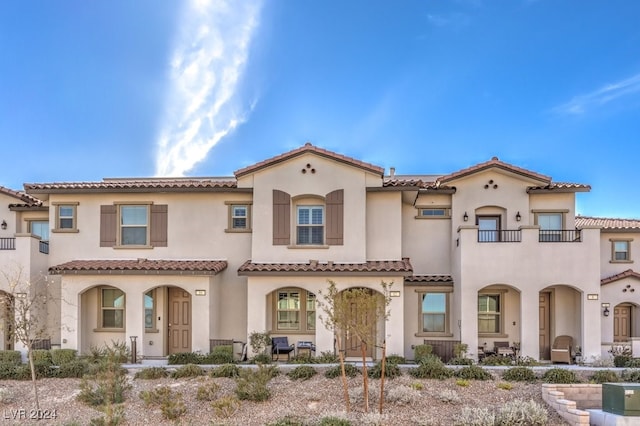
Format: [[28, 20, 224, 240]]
[[404, 275, 453, 285], [24, 178, 238, 193], [382, 179, 455, 192], [576, 216, 640, 230], [238, 258, 413, 276], [437, 157, 551, 184], [0, 185, 43, 206], [49, 259, 228, 275], [527, 182, 591, 192], [234, 143, 384, 178], [601, 269, 640, 285]]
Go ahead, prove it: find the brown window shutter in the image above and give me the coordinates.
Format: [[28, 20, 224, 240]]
[[273, 190, 291, 245], [326, 189, 344, 245], [150, 204, 168, 247], [100, 205, 117, 247]]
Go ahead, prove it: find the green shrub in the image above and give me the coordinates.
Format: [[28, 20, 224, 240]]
[[167, 352, 203, 365], [32, 349, 53, 365], [134, 366, 169, 380], [211, 395, 240, 418], [196, 381, 220, 401], [267, 415, 305, 426], [0, 350, 22, 365], [368, 361, 402, 379], [251, 353, 273, 364], [454, 407, 495, 426], [0, 362, 18, 380], [455, 365, 492, 381], [502, 366, 537, 382], [103, 340, 130, 363], [456, 379, 470, 387], [542, 368, 579, 384], [210, 363, 240, 378], [235, 365, 273, 401], [386, 385, 421, 405], [626, 358, 640, 368], [408, 357, 452, 380], [56, 359, 90, 378], [170, 363, 205, 379], [87, 360, 128, 376], [497, 382, 513, 390], [454, 343, 469, 358], [324, 363, 360, 379], [614, 355, 632, 368], [88, 403, 125, 426], [203, 346, 234, 364], [385, 354, 406, 365], [515, 356, 540, 366], [287, 365, 317, 381], [15, 361, 56, 379], [623, 369, 640, 382], [480, 355, 512, 366], [590, 370, 620, 383], [315, 351, 339, 364], [140, 386, 186, 421], [413, 344, 433, 362], [77, 361, 131, 406], [51, 349, 77, 365], [448, 357, 473, 366], [319, 416, 352, 426]]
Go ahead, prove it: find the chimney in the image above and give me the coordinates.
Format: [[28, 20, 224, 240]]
[[390, 167, 396, 178]]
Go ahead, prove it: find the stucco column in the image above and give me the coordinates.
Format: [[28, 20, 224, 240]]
[[60, 281, 80, 352], [385, 292, 404, 356], [520, 288, 538, 360], [125, 291, 144, 360], [190, 289, 211, 353], [315, 310, 334, 355], [582, 293, 602, 360], [245, 279, 268, 357], [460, 288, 478, 360]]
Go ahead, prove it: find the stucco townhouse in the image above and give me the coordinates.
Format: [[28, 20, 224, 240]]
[[1, 143, 639, 363]]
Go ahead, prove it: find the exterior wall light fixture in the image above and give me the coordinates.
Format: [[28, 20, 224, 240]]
[[516, 211, 521, 222], [463, 212, 469, 222], [1, 220, 6, 230], [602, 303, 610, 317]]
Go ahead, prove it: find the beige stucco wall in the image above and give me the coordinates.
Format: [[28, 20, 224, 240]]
[[366, 192, 402, 260], [599, 231, 639, 278]]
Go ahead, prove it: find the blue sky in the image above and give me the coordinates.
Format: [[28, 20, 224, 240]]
[[1, 1, 639, 218]]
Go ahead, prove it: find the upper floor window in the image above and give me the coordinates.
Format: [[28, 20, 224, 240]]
[[477, 216, 500, 242], [478, 294, 501, 334], [120, 205, 149, 246], [225, 202, 252, 232], [297, 206, 324, 245], [611, 239, 633, 263], [537, 212, 563, 242], [29, 220, 49, 241], [417, 208, 449, 218], [52, 202, 79, 233]]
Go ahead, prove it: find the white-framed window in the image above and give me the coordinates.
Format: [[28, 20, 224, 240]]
[[418, 208, 449, 218], [144, 290, 155, 330], [420, 293, 447, 333], [275, 289, 316, 332], [230, 204, 250, 230], [611, 239, 633, 262], [537, 212, 563, 242], [297, 206, 324, 245], [478, 294, 501, 334], [119, 205, 149, 246], [101, 287, 125, 329]]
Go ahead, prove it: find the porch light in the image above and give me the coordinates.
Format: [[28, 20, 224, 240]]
[[516, 211, 521, 222], [603, 307, 610, 317], [1, 220, 6, 230], [463, 212, 469, 222]]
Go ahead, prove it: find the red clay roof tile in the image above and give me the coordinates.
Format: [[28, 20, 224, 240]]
[[238, 258, 412, 276], [24, 179, 237, 193], [601, 269, 640, 285], [576, 216, 640, 230], [437, 157, 551, 184], [49, 259, 228, 275], [0, 185, 43, 206], [234, 143, 384, 178], [404, 275, 453, 284]]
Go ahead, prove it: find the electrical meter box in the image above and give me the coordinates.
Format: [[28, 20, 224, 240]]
[[602, 383, 640, 416]]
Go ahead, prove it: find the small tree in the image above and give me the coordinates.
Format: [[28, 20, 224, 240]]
[[0, 268, 54, 410], [318, 280, 392, 413]]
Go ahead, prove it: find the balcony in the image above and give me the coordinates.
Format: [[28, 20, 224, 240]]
[[477, 229, 582, 243]]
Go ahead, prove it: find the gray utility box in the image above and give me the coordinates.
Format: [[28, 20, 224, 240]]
[[602, 383, 640, 416]]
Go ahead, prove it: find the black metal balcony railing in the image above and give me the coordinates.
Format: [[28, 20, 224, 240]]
[[477, 230, 522, 243], [39, 241, 49, 254], [539, 229, 582, 242], [0, 237, 16, 250]]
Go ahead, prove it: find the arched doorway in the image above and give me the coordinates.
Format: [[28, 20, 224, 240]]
[[614, 303, 633, 342]]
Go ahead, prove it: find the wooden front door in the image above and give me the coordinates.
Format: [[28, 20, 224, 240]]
[[343, 289, 375, 359], [539, 292, 551, 360], [168, 287, 191, 354], [614, 305, 631, 342]]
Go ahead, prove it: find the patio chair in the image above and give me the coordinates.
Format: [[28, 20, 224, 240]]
[[271, 336, 295, 361], [494, 341, 514, 357], [550, 335, 573, 364]]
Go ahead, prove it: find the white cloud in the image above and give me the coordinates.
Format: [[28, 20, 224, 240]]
[[552, 73, 640, 116], [155, 0, 262, 176]]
